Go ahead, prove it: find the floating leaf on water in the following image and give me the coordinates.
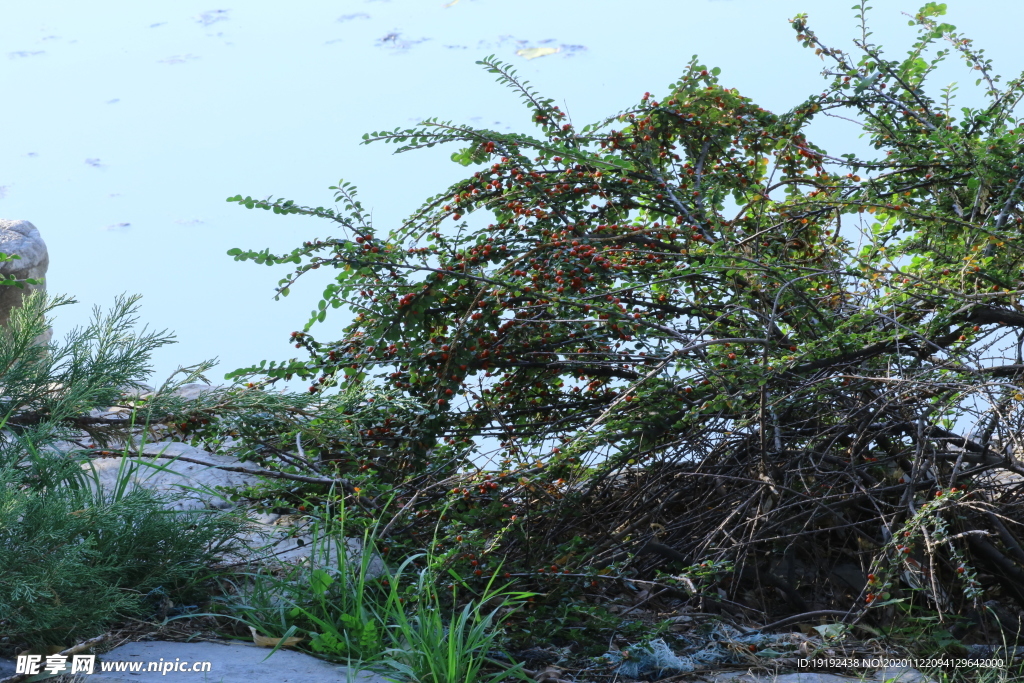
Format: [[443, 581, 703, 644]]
[[516, 46, 559, 60]]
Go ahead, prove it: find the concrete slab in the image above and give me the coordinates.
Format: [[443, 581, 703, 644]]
[[71, 640, 389, 683]]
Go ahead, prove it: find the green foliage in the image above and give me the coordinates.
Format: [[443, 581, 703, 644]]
[[0, 465, 242, 650], [879, 603, 969, 658], [0, 252, 44, 289], [214, 515, 389, 663], [209, 502, 533, 683], [0, 290, 245, 651], [371, 554, 533, 683], [307, 610, 381, 661], [0, 290, 179, 458], [222, 0, 1024, 642]]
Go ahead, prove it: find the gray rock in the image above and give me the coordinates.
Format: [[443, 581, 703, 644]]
[[0, 219, 50, 346], [0, 657, 14, 679], [86, 440, 263, 512], [83, 441, 386, 578], [75, 380, 387, 579]]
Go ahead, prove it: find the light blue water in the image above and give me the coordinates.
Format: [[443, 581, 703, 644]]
[[1, 0, 1019, 389]]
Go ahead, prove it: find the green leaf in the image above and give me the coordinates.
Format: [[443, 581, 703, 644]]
[[451, 144, 490, 167], [310, 568, 334, 596]]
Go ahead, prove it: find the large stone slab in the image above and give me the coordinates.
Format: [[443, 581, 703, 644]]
[[76, 383, 385, 577], [84, 439, 385, 578], [86, 439, 263, 513]]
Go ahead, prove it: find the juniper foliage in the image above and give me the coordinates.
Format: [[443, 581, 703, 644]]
[[0, 290, 247, 650]]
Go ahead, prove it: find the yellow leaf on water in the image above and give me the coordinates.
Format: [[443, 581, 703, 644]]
[[442, 0, 460, 6], [249, 627, 303, 649], [516, 47, 560, 60]]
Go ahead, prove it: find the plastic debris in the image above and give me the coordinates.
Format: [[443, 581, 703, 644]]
[[603, 623, 809, 679]]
